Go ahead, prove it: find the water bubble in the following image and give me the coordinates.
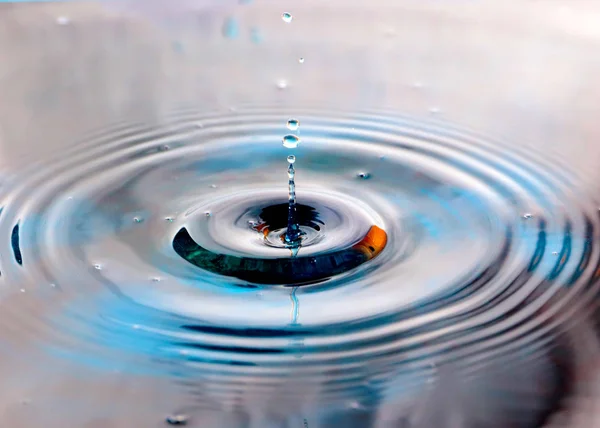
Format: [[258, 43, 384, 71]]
[[357, 172, 371, 179], [552, 251, 559, 256], [133, 217, 143, 223], [209, 184, 217, 189], [282, 135, 300, 148], [287, 119, 300, 131], [152, 277, 161, 282], [50, 283, 56, 288], [204, 211, 212, 217], [165, 217, 174, 222], [56, 16, 70, 25], [20, 289, 25, 293], [166, 414, 189, 425], [276, 79, 288, 90], [159, 145, 170, 152], [287, 155, 296, 164], [282, 12, 293, 23], [523, 213, 533, 219], [94, 264, 102, 270], [299, 57, 305, 64]]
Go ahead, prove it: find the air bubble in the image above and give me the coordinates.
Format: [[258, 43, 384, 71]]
[[299, 57, 305, 64], [205, 211, 212, 217], [282, 12, 293, 23], [282, 135, 300, 149], [552, 251, 559, 256], [165, 217, 174, 223], [166, 414, 189, 425], [523, 213, 533, 219], [276, 79, 288, 90], [210, 184, 218, 188], [287, 155, 296, 164], [133, 217, 143, 223], [152, 277, 161, 282], [287, 119, 300, 131], [94, 264, 102, 270], [20, 289, 25, 293], [357, 172, 371, 179]]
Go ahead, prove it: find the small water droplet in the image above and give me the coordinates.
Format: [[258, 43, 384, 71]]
[[50, 283, 56, 288], [282, 135, 300, 148], [523, 213, 533, 219], [210, 184, 217, 189], [298, 57, 305, 63], [287, 155, 296, 164], [205, 211, 212, 217], [20, 289, 25, 293], [552, 251, 559, 256], [159, 145, 170, 151], [56, 16, 70, 25], [166, 414, 189, 425], [165, 217, 174, 222], [152, 277, 161, 282], [357, 172, 371, 179], [282, 12, 293, 23], [222, 16, 240, 39], [287, 119, 300, 131], [133, 217, 143, 223], [276, 79, 288, 90], [94, 264, 102, 270]]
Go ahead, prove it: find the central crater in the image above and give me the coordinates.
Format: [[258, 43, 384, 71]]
[[172, 192, 388, 286]]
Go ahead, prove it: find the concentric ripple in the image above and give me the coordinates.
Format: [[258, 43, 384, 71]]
[[0, 107, 598, 427]]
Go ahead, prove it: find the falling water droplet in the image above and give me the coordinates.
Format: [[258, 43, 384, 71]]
[[94, 264, 102, 270], [282, 12, 293, 23], [205, 211, 212, 217], [299, 57, 305, 63], [165, 217, 174, 223], [282, 135, 300, 148], [523, 213, 533, 219], [276, 79, 288, 90], [152, 277, 161, 282], [552, 251, 559, 256], [166, 414, 189, 425], [287, 119, 300, 131], [56, 16, 70, 25], [287, 155, 296, 164], [357, 172, 371, 179], [133, 217, 143, 223]]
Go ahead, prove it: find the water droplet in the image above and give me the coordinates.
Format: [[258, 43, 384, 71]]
[[205, 211, 212, 217], [222, 17, 239, 39], [357, 172, 371, 179], [552, 251, 559, 256], [66, 196, 73, 200], [195, 122, 203, 129], [159, 145, 170, 151], [282, 12, 293, 23], [209, 184, 217, 189], [287, 155, 296, 164], [282, 135, 300, 148], [165, 217, 174, 222], [287, 119, 300, 131], [276, 79, 288, 90], [523, 213, 533, 219], [250, 27, 263, 44], [429, 107, 441, 114], [50, 283, 56, 288], [379, 155, 386, 160], [20, 289, 25, 293], [298, 57, 305, 64], [94, 264, 102, 270], [56, 16, 70, 25], [133, 217, 143, 223], [166, 414, 189, 425], [152, 277, 161, 282]]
